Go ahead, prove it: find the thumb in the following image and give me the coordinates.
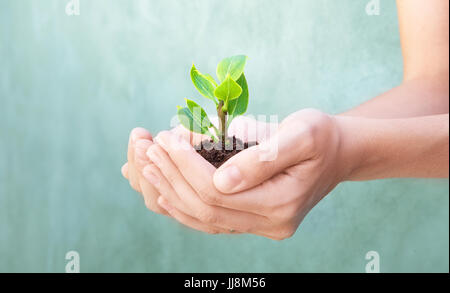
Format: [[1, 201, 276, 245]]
[[213, 126, 309, 193]]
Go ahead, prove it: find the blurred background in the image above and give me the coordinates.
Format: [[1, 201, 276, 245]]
[[0, 0, 448, 272]]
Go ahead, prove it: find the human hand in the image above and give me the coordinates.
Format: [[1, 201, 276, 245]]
[[136, 116, 277, 235], [120, 124, 206, 215], [121, 127, 169, 215], [121, 115, 274, 228], [146, 109, 354, 240]]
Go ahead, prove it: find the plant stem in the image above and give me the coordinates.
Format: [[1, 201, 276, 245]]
[[217, 101, 227, 146], [211, 125, 220, 142]]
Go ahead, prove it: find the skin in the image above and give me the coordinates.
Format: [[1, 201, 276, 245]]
[[122, 0, 449, 240]]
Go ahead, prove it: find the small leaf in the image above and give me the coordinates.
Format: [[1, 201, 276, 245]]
[[177, 106, 214, 138], [214, 74, 242, 107], [216, 55, 247, 82], [226, 74, 249, 128], [190, 64, 217, 104], [185, 98, 213, 128], [204, 74, 218, 87], [227, 74, 249, 117]]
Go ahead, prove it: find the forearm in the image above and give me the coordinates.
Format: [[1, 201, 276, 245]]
[[336, 114, 449, 180], [340, 77, 449, 118], [342, 0, 449, 119]]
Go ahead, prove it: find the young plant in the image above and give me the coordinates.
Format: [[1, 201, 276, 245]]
[[177, 55, 249, 146]]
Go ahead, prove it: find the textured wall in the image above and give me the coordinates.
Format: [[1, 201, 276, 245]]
[[0, 0, 448, 272]]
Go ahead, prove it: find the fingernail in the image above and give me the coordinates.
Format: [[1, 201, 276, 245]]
[[214, 165, 242, 191], [146, 147, 161, 165], [143, 167, 160, 186], [131, 127, 149, 143]]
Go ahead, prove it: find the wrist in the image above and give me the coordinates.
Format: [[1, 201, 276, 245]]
[[333, 115, 368, 181]]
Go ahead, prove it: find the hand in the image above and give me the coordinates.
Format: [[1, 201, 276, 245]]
[[121, 124, 212, 214], [142, 116, 277, 235], [146, 109, 353, 240], [121, 127, 169, 215], [121, 116, 275, 232]]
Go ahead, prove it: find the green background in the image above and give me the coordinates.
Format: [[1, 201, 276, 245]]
[[0, 0, 448, 273]]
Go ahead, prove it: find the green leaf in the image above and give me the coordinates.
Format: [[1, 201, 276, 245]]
[[177, 106, 214, 138], [204, 74, 218, 87], [185, 98, 213, 128], [227, 74, 249, 117], [214, 74, 242, 109], [216, 55, 247, 82], [190, 64, 217, 104]]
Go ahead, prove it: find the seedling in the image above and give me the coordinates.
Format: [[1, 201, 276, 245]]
[[177, 55, 249, 146]]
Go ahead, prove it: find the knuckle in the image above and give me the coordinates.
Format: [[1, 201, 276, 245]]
[[290, 109, 331, 139], [274, 204, 300, 222], [271, 208, 290, 222], [163, 170, 178, 186], [197, 209, 218, 224], [259, 160, 277, 178], [260, 196, 279, 217], [275, 225, 297, 240], [154, 207, 168, 215], [144, 198, 154, 212], [300, 125, 317, 154], [130, 181, 141, 193], [197, 186, 220, 205], [263, 187, 300, 221]]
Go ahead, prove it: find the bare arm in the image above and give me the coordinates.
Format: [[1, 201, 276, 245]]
[[342, 0, 449, 118], [120, 0, 449, 238], [336, 0, 449, 179], [338, 114, 449, 180]]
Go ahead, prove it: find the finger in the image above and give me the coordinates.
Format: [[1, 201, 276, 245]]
[[227, 115, 277, 143], [127, 127, 152, 192], [143, 164, 239, 234], [162, 195, 281, 239], [134, 139, 168, 215], [170, 124, 211, 146], [121, 163, 129, 179], [134, 139, 154, 172], [146, 143, 272, 233], [146, 154, 289, 239], [155, 173, 284, 239], [143, 164, 189, 213], [153, 130, 302, 216], [213, 119, 314, 193], [157, 196, 237, 234]]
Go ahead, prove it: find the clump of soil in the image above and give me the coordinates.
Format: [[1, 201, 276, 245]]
[[195, 136, 258, 168]]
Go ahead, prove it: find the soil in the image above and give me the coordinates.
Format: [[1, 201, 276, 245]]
[[195, 136, 258, 168]]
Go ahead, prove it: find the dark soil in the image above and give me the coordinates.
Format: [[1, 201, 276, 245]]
[[195, 136, 258, 168]]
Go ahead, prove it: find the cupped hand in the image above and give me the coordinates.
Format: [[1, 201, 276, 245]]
[[121, 125, 207, 215], [121, 127, 169, 215], [121, 116, 274, 234], [144, 109, 353, 240]]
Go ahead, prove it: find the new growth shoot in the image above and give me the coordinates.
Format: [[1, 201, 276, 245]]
[[177, 55, 249, 146]]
